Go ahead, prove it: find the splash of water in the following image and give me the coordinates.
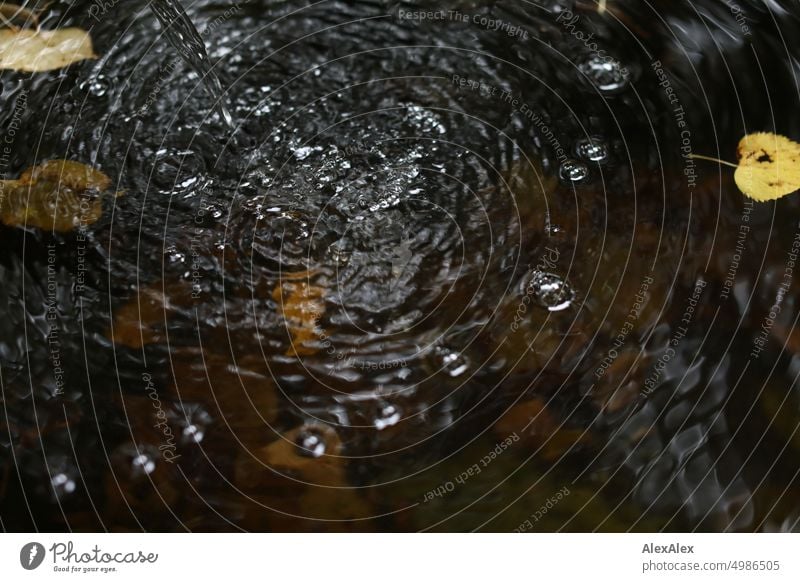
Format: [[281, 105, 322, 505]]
[[150, 0, 234, 127]]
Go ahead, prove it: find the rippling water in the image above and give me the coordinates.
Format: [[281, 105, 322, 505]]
[[1, 0, 800, 532]]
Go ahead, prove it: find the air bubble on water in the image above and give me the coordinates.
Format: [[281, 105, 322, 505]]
[[559, 159, 589, 182], [132, 454, 156, 475], [173, 404, 211, 445], [328, 240, 352, 266], [374, 403, 401, 430], [51, 473, 77, 498], [295, 428, 326, 458], [82, 75, 110, 97], [544, 220, 564, 238], [404, 105, 447, 135], [152, 149, 205, 194], [434, 346, 470, 377], [293, 146, 316, 160], [575, 137, 609, 163], [166, 250, 186, 263], [579, 55, 630, 93], [275, 211, 310, 239], [183, 424, 204, 443], [524, 272, 575, 311]]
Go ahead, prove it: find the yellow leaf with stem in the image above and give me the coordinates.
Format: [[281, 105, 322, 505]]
[[690, 132, 800, 202]]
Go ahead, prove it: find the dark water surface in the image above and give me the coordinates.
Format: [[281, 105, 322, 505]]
[[1, 0, 800, 531]]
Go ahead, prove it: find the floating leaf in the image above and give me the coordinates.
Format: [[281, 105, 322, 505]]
[[0, 160, 115, 231], [691, 132, 800, 202], [0, 27, 95, 72], [734, 133, 800, 201]]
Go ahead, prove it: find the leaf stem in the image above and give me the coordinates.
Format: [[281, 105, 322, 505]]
[[688, 154, 738, 168]]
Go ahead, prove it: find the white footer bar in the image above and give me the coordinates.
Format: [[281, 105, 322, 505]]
[[1, 533, 797, 581]]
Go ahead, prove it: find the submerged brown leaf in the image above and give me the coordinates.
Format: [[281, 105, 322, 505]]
[[0, 160, 115, 232], [272, 278, 326, 356], [108, 282, 195, 349], [0, 3, 41, 29]]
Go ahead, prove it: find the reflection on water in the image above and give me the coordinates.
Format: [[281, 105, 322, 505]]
[[1, 0, 799, 532]]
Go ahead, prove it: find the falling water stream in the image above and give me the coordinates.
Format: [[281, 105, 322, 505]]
[[149, 0, 234, 127]]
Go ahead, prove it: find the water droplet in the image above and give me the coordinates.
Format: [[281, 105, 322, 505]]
[[524, 272, 575, 311], [579, 55, 630, 93], [374, 403, 401, 430], [434, 346, 470, 377], [151, 148, 205, 194], [132, 453, 156, 475], [82, 74, 111, 97], [293, 146, 315, 160], [50, 472, 77, 498], [174, 403, 212, 445], [559, 159, 589, 182], [544, 222, 564, 238], [328, 240, 352, 266], [295, 427, 326, 457], [182, 424, 203, 443], [575, 137, 609, 163]]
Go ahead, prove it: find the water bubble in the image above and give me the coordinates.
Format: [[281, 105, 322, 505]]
[[182, 424, 203, 443], [559, 159, 589, 182], [293, 146, 316, 160], [173, 403, 212, 445], [82, 75, 111, 97], [544, 222, 564, 238], [374, 403, 401, 430], [295, 427, 327, 457], [579, 55, 630, 93], [152, 148, 205, 194], [575, 137, 609, 163], [434, 346, 470, 377], [525, 272, 575, 311], [132, 453, 156, 475], [328, 240, 352, 266], [50, 472, 77, 499]]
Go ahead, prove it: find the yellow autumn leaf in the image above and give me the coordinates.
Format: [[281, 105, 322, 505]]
[[734, 133, 800, 201], [0, 27, 95, 72], [691, 132, 800, 202], [0, 160, 115, 232]]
